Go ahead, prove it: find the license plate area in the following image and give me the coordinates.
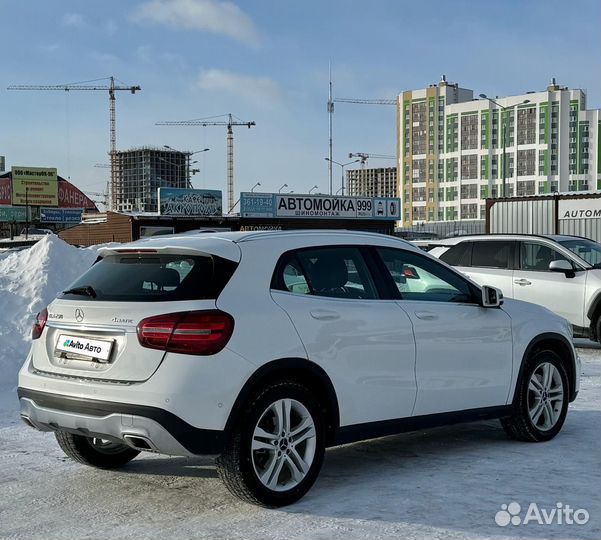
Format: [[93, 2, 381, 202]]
[[55, 334, 115, 363]]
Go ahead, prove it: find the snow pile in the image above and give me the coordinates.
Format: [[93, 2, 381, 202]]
[[0, 236, 99, 388]]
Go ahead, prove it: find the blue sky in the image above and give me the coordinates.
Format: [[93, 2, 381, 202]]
[[1, 0, 599, 202]]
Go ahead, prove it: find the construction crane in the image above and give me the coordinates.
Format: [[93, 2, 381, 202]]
[[334, 98, 396, 105], [84, 190, 110, 210], [7, 77, 141, 210], [156, 114, 255, 213], [326, 80, 397, 192], [348, 152, 396, 169]]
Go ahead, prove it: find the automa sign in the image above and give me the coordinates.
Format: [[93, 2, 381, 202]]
[[240, 192, 400, 220], [558, 198, 601, 220]]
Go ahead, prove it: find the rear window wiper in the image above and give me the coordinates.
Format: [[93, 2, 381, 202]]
[[62, 285, 97, 298]]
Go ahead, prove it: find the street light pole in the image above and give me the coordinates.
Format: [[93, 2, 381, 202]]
[[309, 185, 318, 194], [324, 158, 360, 196], [251, 182, 261, 192], [479, 95, 529, 198], [25, 187, 29, 240], [278, 183, 289, 193], [163, 146, 210, 188]]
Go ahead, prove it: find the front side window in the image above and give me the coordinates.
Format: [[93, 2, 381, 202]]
[[471, 241, 515, 269], [274, 247, 377, 300], [520, 242, 572, 271], [377, 248, 474, 303], [558, 238, 601, 268]]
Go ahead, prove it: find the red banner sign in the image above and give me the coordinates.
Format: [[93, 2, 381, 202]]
[[0, 177, 97, 210]]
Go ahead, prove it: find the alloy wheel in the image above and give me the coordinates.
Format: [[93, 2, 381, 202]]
[[251, 398, 317, 492], [528, 362, 564, 431]]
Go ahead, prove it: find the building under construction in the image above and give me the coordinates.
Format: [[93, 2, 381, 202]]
[[346, 166, 397, 198], [112, 147, 190, 213]]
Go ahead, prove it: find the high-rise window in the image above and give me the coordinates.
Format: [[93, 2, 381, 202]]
[[517, 107, 536, 145]]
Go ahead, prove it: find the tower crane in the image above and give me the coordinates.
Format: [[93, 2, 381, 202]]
[[84, 190, 110, 210], [156, 114, 255, 213], [326, 84, 397, 192], [7, 77, 141, 210], [348, 152, 396, 169]]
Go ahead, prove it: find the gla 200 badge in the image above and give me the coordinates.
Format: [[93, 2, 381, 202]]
[[74, 309, 85, 322]]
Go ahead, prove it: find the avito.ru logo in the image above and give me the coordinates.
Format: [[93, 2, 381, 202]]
[[495, 501, 589, 527]]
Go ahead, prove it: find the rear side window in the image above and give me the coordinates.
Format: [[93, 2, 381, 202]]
[[471, 241, 514, 269], [273, 246, 377, 300], [60, 254, 237, 302], [439, 242, 472, 266]]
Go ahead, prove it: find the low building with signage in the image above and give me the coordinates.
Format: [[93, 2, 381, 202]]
[[0, 170, 97, 238], [486, 192, 601, 242], [58, 193, 401, 246]]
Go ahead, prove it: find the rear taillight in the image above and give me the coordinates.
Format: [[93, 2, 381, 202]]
[[32, 308, 48, 340], [137, 311, 234, 356]]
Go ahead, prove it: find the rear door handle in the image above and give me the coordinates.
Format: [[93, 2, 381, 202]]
[[514, 278, 532, 286], [414, 311, 439, 321], [310, 310, 340, 321]]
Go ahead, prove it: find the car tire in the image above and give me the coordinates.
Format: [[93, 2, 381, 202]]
[[501, 350, 569, 442], [216, 381, 325, 507], [594, 316, 601, 344], [55, 431, 140, 469]]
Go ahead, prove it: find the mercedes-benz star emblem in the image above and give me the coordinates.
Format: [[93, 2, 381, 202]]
[[75, 308, 85, 322]]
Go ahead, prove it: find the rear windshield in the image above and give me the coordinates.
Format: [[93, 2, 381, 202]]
[[60, 254, 237, 302]]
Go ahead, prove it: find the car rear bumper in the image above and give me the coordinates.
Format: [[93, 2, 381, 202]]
[[18, 388, 225, 456]]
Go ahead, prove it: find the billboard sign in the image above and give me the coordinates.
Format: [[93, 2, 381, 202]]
[[240, 193, 401, 220], [40, 207, 84, 224], [240, 192, 276, 217], [11, 166, 58, 207], [558, 198, 601, 220], [158, 188, 222, 216], [0, 205, 27, 222]]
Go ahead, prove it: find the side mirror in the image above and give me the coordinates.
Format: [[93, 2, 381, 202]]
[[549, 260, 575, 278], [482, 285, 503, 308]]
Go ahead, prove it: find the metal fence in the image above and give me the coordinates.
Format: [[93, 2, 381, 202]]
[[395, 220, 485, 240], [487, 193, 601, 243]]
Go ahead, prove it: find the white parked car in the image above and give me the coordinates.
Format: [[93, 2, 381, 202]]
[[18, 231, 579, 506], [432, 234, 601, 341]]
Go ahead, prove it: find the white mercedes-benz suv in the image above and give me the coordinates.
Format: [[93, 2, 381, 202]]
[[18, 231, 579, 506]]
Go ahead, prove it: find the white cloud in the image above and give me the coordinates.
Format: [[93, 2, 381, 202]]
[[61, 13, 86, 28], [131, 0, 260, 47], [197, 69, 280, 104]]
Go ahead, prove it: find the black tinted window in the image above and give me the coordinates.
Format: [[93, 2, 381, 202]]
[[439, 242, 472, 266], [273, 247, 377, 300], [60, 254, 237, 302], [471, 241, 514, 269]]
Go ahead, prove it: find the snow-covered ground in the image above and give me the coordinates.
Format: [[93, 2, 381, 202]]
[[0, 346, 597, 539], [0, 239, 599, 539]]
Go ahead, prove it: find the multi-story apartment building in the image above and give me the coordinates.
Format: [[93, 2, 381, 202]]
[[346, 166, 397, 198], [398, 77, 601, 225], [112, 147, 191, 213]]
